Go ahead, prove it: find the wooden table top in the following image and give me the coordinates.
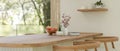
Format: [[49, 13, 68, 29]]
[[0, 33, 102, 48]]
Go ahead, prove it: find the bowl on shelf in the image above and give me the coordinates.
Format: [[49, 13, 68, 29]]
[[46, 26, 58, 35]]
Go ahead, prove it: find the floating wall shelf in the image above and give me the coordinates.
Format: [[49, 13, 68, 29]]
[[77, 8, 108, 12]]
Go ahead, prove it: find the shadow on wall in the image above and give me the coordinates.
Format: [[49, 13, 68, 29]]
[[80, 12, 108, 22], [82, 12, 108, 18]]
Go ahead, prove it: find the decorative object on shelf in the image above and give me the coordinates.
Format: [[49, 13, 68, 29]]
[[46, 26, 57, 35], [61, 14, 71, 35], [77, 0, 108, 12], [94, 0, 104, 8]]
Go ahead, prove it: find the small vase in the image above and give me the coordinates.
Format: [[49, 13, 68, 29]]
[[61, 23, 69, 35], [63, 28, 68, 35]]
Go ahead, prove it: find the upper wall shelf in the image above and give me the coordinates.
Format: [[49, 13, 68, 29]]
[[77, 8, 108, 12]]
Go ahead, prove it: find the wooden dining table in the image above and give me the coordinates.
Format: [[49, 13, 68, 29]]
[[0, 33, 102, 51]]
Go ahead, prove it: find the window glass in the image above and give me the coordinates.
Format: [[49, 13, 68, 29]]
[[0, 0, 50, 36]]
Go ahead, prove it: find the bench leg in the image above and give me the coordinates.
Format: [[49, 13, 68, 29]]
[[104, 42, 108, 51], [74, 49, 79, 51], [85, 49, 88, 51], [95, 48, 97, 51], [111, 42, 115, 49]]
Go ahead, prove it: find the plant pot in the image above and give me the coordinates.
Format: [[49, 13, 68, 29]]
[[95, 5, 104, 8]]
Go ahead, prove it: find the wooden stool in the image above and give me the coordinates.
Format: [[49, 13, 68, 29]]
[[53, 41, 100, 51], [86, 36, 119, 51]]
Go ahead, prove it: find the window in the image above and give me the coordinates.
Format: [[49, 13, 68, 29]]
[[0, 0, 50, 36]]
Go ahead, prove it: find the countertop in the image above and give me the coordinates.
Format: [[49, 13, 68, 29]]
[[0, 33, 102, 48]]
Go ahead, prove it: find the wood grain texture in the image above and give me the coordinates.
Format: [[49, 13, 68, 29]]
[[93, 36, 118, 42], [0, 33, 102, 48], [53, 41, 100, 51], [86, 36, 119, 51], [77, 8, 108, 12]]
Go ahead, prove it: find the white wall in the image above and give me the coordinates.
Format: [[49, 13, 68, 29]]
[[61, 0, 120, 51], [61, 0, 120, 35]]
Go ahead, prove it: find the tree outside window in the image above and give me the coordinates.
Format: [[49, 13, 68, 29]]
[[0, 0, 50, 36]]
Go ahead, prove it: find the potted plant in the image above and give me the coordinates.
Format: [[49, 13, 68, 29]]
[[94, 0, 104, 8]]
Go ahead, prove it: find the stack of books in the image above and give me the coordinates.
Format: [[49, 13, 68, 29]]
[[68, 32, 80, 36]]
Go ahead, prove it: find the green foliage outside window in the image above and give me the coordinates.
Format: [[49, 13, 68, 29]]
[[0, 0, 50, 36]]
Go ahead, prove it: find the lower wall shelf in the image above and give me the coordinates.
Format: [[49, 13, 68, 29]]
[[77, 8, 108, 12]]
